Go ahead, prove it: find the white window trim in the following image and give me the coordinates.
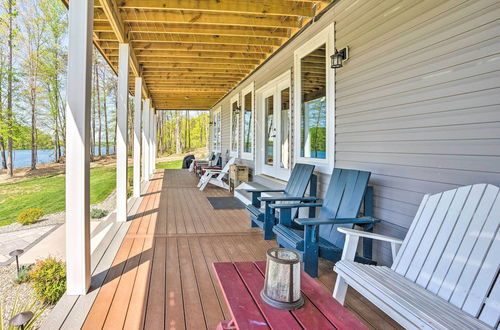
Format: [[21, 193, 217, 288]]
[[240, 82, 255, 160], [293, 22, 335, 174], [229, 94, 240, 158], [212, 106, 222, 152]]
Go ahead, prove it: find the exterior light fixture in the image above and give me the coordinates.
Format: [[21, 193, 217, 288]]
[[9, 311, 34, 330], [9, 249, 24, 275], [261, 248, 304, 310], [331, 47, 349, 69]]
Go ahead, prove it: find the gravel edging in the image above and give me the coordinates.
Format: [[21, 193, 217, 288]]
[[0, 190, 117, 235]]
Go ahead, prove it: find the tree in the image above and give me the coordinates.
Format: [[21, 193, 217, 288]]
[[4, 0, 17, 177], [20, 0, 46, 170]]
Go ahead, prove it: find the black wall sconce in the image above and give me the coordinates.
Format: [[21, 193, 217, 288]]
[[331, 47, 349, 69]]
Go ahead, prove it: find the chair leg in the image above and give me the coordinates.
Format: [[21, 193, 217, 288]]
[[263, 203, 275, 240], [304, 225, 319, 277], [332, 276, 348, 305], [199, 174, 214, 191]]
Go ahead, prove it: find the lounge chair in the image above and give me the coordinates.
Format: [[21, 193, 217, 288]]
[[197, 157, 235, 191], [333, 183, 499, 329], [245, 163, 317, 240], [272, 168, 378, 277], [189, 152, 213, 173]]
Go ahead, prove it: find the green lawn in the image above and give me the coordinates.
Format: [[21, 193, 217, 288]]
[[156, 159, 183, 169], [0, 167, 125, 227]]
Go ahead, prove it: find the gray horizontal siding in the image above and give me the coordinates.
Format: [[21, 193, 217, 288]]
[[210, 0, 500, 265]]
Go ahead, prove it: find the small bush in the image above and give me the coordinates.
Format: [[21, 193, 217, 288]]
[[90, 208, 109, 219], [30, 258, 66, 304], [14, 265, 33, 284], [17, 208, 44, 225]]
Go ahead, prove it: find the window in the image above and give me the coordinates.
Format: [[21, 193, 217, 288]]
[[241, 82, 254, 160], [230, 95, 239, 157], [294, 22, 335, 173], [300, 44, 326, 159], [212, 106, 222, 152]]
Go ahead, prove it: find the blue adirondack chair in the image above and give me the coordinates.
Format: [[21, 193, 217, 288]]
[[272, 168, 379, 277], [246, 163, 317, 240]]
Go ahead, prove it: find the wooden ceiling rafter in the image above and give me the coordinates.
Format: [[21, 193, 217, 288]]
[[64, 0, 331, 110]]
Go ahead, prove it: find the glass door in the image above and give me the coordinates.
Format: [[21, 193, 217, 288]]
[[259, 72, 291, 180]]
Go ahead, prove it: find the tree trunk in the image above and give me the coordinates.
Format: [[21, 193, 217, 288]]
[[103, 80, 109, 155], [30, 98, 37, 170], [175, 111, 182, 154], [0, 55, 6, 170], [6, 0, 14, 177]]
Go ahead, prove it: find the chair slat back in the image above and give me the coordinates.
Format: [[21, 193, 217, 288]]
[[216, 157, 235, 181], [207, 152, 214, 161], [284, 163, 315, 198], [391, 184, 500, 324], [211, 153, 221, 166], [318, 169, 371, 248]]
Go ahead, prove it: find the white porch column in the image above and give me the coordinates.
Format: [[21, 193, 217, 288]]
[[133, 77, 142, 198], [151, 110, 156, 176], [65, 0, 93, 295], [116, 44, 130, 222], [149, 107, 154, 179], [142, 99, 150, 182]]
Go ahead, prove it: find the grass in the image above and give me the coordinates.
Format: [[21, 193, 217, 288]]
[[156, 159, 183, 169], [0, 166, 126, 227]]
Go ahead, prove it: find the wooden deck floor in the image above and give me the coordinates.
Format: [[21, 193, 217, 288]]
[[82, 169, 402, 330]]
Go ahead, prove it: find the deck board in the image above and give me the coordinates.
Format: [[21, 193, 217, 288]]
[[81, 169, 403, 330]]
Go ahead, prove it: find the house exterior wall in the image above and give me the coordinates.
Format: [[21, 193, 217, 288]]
[[210, 0, 500, 265]]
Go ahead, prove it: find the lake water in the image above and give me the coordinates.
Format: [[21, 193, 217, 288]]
[[5, 147, 115, 169]]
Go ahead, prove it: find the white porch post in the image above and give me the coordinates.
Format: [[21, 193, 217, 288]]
[[133, 77, 142, 197], [116, 44, 130, 222], [65, 0, 93, 295], [142, 99, 150, 182], [149, 108, 155, 178]]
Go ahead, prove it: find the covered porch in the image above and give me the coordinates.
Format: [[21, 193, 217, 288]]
[[46, 169, 400, 329]]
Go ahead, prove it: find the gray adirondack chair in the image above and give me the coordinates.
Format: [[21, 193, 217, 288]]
[[246, 163, 317, 240], [333, 183, 500, 329], [271, 168, 378, 277]]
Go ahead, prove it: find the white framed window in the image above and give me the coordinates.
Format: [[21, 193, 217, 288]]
[[293, 22, 335, 173], [241, 82, 255, 160], [229, 94, 240, 157], [212, 106, 222, 152]]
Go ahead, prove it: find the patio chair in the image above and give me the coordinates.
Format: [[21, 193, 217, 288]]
[[332, 183, 499, 329], [192, 152, 215, 174], [245, 163, 317, 240], [271, 168, 378, 277], [197, 153, 222, 177], [189, 152, 213, 172], [197, 157, 236, 191]]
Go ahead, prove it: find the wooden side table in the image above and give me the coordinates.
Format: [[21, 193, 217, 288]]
[[229, 165, 249, 193], [213, 261, 367, 330]]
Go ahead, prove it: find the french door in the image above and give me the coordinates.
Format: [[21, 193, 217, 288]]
[[258, 72, 291, 180]]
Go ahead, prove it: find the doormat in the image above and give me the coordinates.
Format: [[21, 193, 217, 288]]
[[207, 197, 246, 210]]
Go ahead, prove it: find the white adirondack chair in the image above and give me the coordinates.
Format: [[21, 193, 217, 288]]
[[197, 157, 235, 191], [333, 183, 500, 330]]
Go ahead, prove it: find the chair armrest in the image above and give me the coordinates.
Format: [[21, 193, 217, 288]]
[[337, 227, 403, 261], [295, 216, 379, 226], [258, 196, 319, 202], [269, 202, 323, 209], [244, 189, 285, 193]]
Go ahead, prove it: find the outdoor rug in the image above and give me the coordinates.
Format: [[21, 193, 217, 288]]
[[207, 197, 246, 210]]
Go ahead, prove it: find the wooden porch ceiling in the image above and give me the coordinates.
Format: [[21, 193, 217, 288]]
[[63, 0, 331, 110]]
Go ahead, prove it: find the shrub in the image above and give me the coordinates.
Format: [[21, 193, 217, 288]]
[[14, 265, 33, 284], [29, 258, 66, 304], [17, 208, 44, 225], [90, 208, 108, 219]]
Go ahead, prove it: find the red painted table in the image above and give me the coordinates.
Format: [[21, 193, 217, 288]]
[[213, 261, 367, 330]]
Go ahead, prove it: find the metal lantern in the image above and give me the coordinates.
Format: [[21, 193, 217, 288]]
[[331, 47, 349, 69], [261, 248, 304, 310]]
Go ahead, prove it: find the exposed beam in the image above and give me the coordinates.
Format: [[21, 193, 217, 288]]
[[130, 42, 274, 53], [116, 0, 315, 17], [98, 9, 302, 29]]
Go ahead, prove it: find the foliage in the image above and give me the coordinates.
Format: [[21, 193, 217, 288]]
[[90, 208, 108, 219], [0, 293, 46, 330], [17, 208, 43, 225], [158, 111, 209, 155], [29, 257, 66, 304], [14, 264, 32, 284], [156, 159, 183, 169], [0, 166, 129, 227]]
